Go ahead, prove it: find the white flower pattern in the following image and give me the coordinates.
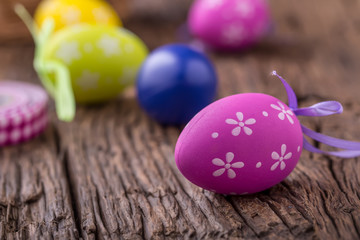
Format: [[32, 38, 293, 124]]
[[212, 152, 244, 179], [235, 1, 253, 17], [205, 0, 224, 9], [62, 6, 81, 25], [93, 7, 111, 23], [226, 112, 256, 136], [222, 24, 245, 45], [97, 35, 121, 57], [271, 101, 295, 124], [56, 41, 81, 64], [271, 144, 292, 171]]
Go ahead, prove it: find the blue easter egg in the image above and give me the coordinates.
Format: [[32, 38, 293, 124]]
[[136, 44, 218, 125]]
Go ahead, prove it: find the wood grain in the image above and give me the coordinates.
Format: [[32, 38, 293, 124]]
[[0, 0, 360, 239]]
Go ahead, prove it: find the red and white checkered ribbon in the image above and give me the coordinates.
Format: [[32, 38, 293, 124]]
[[0, 81, 48, 146]]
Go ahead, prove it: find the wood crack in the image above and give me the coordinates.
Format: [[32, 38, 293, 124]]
[[317, 184, 340, 238], [94, 186, 112, 237], [350, 213, 360, 238], [280, 182, 314, 223], [259, 196, 295, 235], [228, 198, 260, 238], [63, 149, 83, 239]]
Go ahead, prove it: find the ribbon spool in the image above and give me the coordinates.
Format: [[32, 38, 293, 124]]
[[0, 81, 48, 146]]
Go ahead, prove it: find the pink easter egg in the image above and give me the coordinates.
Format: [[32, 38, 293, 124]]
[[174, 93, 303, 195], [188, 0, 271, 50]]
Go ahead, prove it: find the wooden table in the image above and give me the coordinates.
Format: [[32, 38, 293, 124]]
[[0, 0, 360, 239]]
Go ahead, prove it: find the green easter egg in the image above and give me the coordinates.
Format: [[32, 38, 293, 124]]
[[43, 24, 148, 103]]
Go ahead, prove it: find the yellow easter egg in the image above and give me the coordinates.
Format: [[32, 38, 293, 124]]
[[34, 0, 122, 32], [42, 24, 148, 103]]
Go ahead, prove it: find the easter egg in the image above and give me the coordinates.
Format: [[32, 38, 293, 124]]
[[174, 93, 303, 195], [43, 25, 148, 103], [136, 44, 217, 125], [34, 0, 121, 32], [188, 0, 271, 50]]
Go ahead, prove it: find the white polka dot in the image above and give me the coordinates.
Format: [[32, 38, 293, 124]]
[[256, 162, 262, 168], [0, 131, 7, 144], [297, 146, 301, 152], [262, 111, 268, 117], [212, 132, 219, 138], [10, 129, 21, 142], [23, 125, 32, 138]]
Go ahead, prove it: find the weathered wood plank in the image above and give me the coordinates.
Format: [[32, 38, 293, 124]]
[[0, 47, 79, 239]]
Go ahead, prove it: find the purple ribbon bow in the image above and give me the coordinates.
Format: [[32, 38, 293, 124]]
[[273, 71, 360, 158]]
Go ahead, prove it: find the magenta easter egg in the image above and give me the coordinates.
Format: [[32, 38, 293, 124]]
[[175, 93, 303, 195], [188, 0, 271, 50]]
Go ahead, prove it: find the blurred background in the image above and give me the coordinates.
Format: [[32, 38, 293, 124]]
[[1, 0, 358, 99], [0, 0, 193, 45]]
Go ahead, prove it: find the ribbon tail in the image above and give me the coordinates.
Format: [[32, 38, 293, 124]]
[[272, 71, 298, 109], [303, 137, 360, 158], [302, 125, 360, 158], [302, 125, 360, 150], [41, 61, 76, 122], [14, 4, 39, 43]]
